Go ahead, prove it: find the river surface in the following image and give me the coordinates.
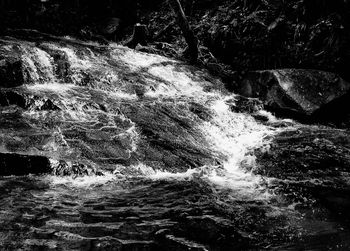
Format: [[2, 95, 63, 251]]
[[0, 34, 350, 250]]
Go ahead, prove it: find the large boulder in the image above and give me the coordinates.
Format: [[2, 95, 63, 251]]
[[238, 69, 350, 119], [0, 57, 28, 88]]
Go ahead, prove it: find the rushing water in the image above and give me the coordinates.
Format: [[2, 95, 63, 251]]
[[0, 35, 350, 250]]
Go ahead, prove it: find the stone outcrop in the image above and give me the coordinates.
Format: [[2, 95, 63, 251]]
[[239, 69, 350, 119]]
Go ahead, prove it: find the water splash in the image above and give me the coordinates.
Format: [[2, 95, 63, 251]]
[[46, 171, 117, 188]]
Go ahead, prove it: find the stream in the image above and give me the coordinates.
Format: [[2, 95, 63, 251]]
[[0, 34, 350, 250]]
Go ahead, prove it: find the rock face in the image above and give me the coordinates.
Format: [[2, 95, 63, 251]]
[[239, 69, 350, 119]]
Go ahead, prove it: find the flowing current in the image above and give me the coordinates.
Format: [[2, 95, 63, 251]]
[[0, 36, 349, 250]]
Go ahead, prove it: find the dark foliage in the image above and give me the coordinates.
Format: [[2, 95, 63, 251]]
[[145, 0, 350, 80], [1, 0, 350, 80], [0, 0, 161, 38]]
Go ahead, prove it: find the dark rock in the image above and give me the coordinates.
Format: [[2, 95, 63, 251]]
[[0, 89, 60, 110], [229, 95, 263, 114], [239, 69, 350, 119], [100, 18, 121, 36], [0, 152, 51, 176], [52, 51, 71, 81], [0, 89, 27, 108], [0, 57, 28, 88], [39, 99, 60, 111]]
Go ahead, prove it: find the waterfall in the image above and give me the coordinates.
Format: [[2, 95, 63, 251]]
[[0, 37, 277, 180], [2, 36, 317, 250]]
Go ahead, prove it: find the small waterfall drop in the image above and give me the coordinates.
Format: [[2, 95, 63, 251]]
[[0, 36, 282, 196], [2, 35, 323, 250]]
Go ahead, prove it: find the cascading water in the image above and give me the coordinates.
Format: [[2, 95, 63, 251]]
[[1, 35, 350, 250]]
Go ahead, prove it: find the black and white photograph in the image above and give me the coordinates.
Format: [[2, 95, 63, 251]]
[[0, 0, 350, 250]]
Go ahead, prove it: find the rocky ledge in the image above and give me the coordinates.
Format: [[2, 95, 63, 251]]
[[238, 69, 350, 123]]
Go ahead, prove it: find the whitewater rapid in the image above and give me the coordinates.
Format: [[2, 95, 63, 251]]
[[14, 38, 284, 201]]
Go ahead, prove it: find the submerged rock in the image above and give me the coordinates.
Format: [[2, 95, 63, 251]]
[[239, 69, 350, 120]]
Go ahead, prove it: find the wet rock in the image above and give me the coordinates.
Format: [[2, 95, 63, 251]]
[[189, 102, 212, 121], [0, 89, 27, 108], [31, 227, 57, 239], [39, 98, 60, 111], [53, 231, 93, 250], [229, 95, 263, 114], [0, 57, 28, 88], [255, 127, 350, 181], [255, 127, 350, 226], [99, 17, 122, 42], [0, 152, 51, 176], [38, 44, 71, 81], [239, 69, 350, 120], [50, 160, 101, 177]]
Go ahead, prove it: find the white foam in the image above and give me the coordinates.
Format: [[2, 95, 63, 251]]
[[20, 46, 56, 83], [148, 65, 204, 95], [117, 49, 173, 69], [201, 98, 274, 172], [27, 82, 75, 93], [46, 172, 117, 188], [128, 163, 271, 201]]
